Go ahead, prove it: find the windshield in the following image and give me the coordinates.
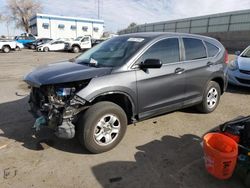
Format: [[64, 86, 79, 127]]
[[241, 47, 250, 58], [75, 36, 150, 67]]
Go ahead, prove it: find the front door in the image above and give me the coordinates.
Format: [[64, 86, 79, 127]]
[[135, 38, 186, 119], [80, 37, 91, 49]]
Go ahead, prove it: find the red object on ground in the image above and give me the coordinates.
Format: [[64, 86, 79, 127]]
[[203, 133, 238, 180]]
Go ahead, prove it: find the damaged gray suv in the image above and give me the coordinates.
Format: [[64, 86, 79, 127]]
[[24, 32, 228, 153]]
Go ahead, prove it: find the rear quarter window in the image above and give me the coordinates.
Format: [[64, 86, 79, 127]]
[[205, 41, 219, 57], [183, 38, 207, 61]]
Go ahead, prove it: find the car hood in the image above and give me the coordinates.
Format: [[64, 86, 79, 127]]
[[24, 61, 112, 87], [238, 56, 250, 70]]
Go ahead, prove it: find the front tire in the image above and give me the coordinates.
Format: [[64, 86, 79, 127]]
[[78, 102, 127, 154], [72, 46, 80, 53], [197, 81, 221, 113]]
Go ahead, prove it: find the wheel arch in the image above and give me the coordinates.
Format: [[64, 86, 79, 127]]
[[89, 91, 136, 124], [211, 76, 225, 94], [2, 45, 11, 49], [72, 44, 81, 49]]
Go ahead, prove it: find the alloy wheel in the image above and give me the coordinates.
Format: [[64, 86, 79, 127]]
[[207, 87, 218, 109], [93, 114, 120, 146]]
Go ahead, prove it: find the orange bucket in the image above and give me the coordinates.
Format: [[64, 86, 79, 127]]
[[203, 133, 238, 180]]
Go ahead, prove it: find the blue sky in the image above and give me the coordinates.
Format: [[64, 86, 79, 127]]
[[1, 0, 250, 36]]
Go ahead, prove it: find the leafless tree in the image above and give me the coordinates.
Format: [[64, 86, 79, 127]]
[[6, 0, 42, 33]]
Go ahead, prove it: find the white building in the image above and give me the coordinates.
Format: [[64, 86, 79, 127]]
[[29, 13, 104, 39]]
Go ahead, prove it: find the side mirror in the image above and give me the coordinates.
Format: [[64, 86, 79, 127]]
[[235, 51, 241, 56], [140, 59, 162, 69]]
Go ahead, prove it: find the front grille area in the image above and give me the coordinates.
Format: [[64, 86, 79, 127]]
[[240, 69, 250, 75], [236, 77, 250, 85], [31, 87, 49, 110]]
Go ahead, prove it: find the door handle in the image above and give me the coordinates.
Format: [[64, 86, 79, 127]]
[[207, 61, 214, 66], [175, 68, 185, 74]]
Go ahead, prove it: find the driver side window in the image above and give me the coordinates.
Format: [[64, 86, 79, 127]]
[[81, 37, 89, 42], [140, 38, 180, 64]]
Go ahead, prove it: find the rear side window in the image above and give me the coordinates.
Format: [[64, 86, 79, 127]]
[[141, 38, 180, 64], [205, 41, 219, 57], [183, 38, 207, 61]]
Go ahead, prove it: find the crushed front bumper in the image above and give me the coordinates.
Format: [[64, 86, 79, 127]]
[[28, 88, 88, 139]]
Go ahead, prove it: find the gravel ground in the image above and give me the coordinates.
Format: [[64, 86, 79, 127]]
[[0, 49, 249, 188]]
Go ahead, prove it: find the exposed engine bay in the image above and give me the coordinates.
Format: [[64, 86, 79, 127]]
[[29, 80, 90, 139]]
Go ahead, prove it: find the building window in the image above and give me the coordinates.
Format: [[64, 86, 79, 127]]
[[29, 23, 37, 29], [93, 27, 99, 32], [71, 25, 77, 30], [42, 23, 49, 29], [82, 26, 88, 31], [58, 24, 65, 29]]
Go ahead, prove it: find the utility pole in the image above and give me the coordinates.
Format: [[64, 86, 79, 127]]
[[6, 22, 9, 37], [98, 0, 100, 19]]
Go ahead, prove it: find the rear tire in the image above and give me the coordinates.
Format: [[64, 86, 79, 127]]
[[2, 46, 10, 53], [15, 46, 21, 51], [197, 81, 221, 113], [77, 101, 127, 154], [43, 47, 49, 52], [30, 45, 35, 50]]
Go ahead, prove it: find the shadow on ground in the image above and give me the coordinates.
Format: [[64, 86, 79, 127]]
[[226, 84, 250, 95], [92, 134, 244, 188], [0, 97, 90, 154]]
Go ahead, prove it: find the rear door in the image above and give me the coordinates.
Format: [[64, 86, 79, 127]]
[[135, 38, 186, 118], [180, 37, 216, 105]]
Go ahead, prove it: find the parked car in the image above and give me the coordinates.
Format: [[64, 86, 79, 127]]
[[228, 46, 250, 87], [0, 40, 17, 53], [15, 34, 36, 45], [65, 36, 92, 53], [37, 40, 66, 52], [24, 32, 228, 153], [25, 38, 52, 49]]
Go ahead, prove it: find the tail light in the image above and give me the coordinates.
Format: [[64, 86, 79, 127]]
[[224, 50, 229, 64]]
